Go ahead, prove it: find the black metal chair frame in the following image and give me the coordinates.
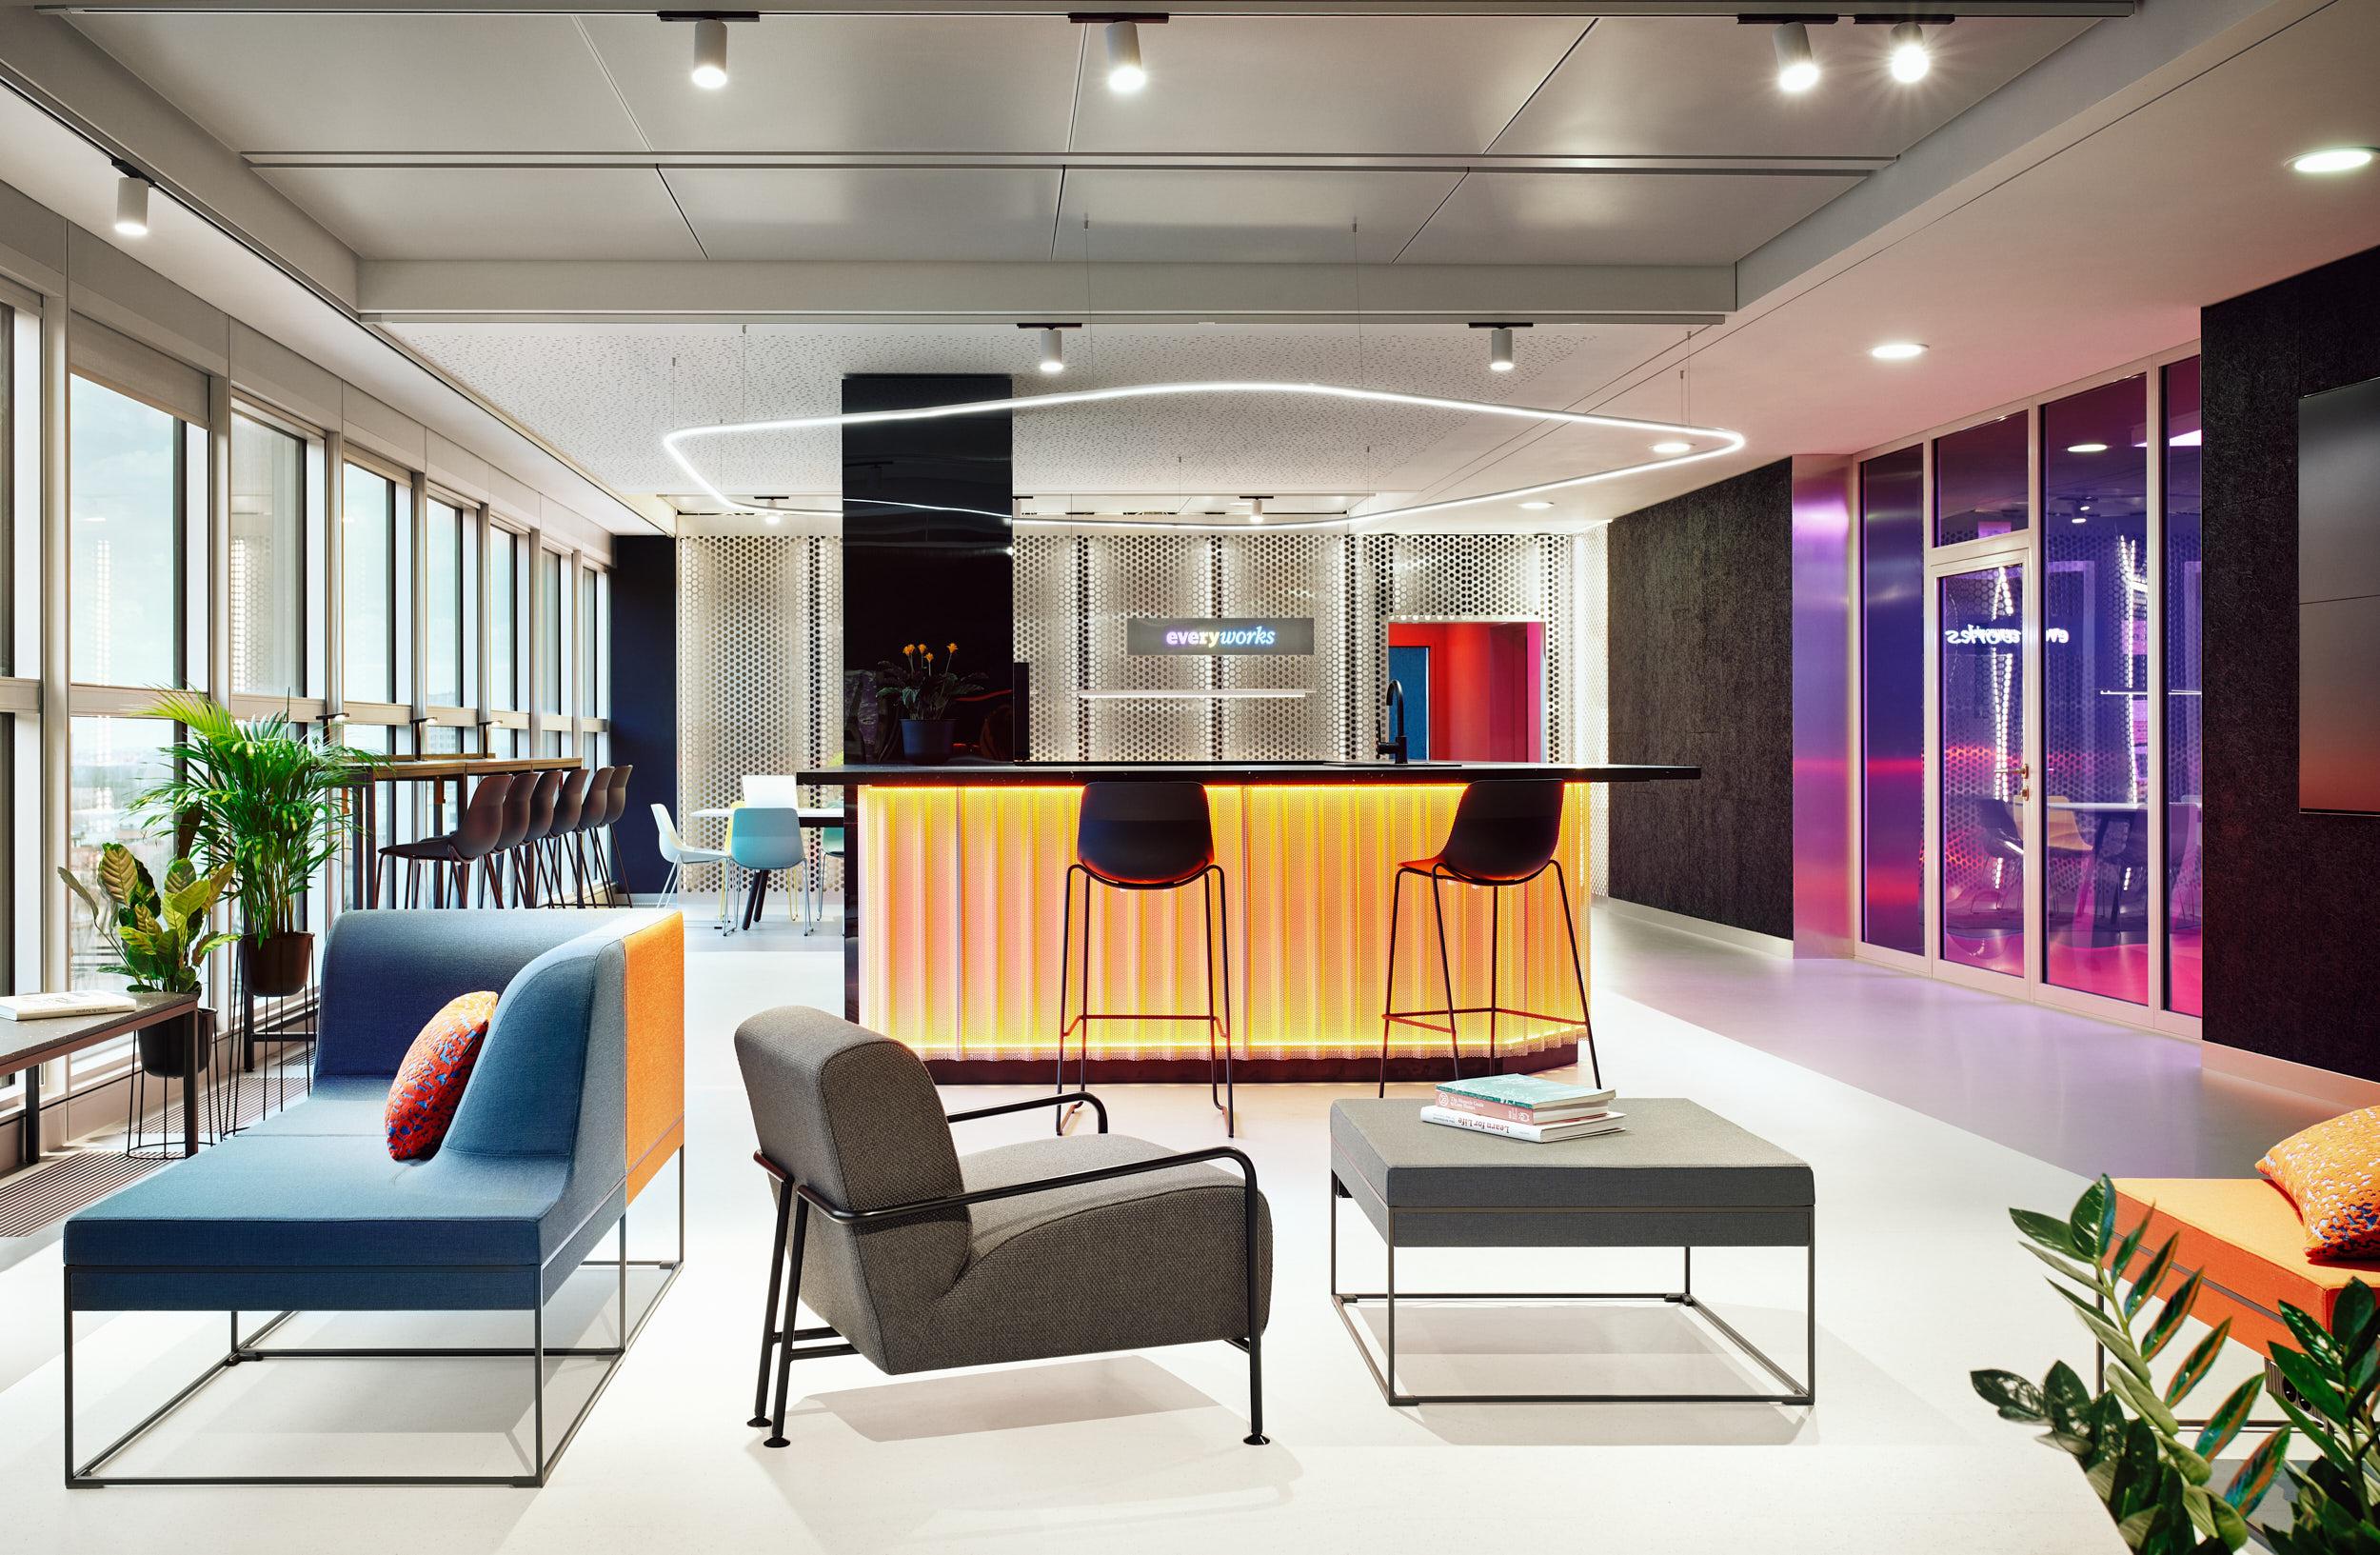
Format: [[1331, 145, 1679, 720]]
[[1056, 860, 1239, 1137], [1377, 854, 1598, 1096], [745, 1092, 1268, 1450], [63, 1146, 686, 1488]]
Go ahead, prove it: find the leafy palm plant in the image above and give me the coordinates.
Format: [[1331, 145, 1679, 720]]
[[129, 690, 364, 941], [59, 844, 238, 995], [1973, 1176, 2290, 1553]]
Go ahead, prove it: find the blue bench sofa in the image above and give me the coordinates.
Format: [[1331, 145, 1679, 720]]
[[63, 907, 685, 1487]]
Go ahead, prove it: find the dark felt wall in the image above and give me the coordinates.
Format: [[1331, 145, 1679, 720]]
[[1608, 458, 1796, 939], [607, 534, 676, 895], [2202, 242, 2380, 1080]]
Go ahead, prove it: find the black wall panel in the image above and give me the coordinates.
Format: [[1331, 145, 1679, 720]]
[[1608, 458, 1796, 940], [607, 532, 676, 895], [2203, 242, 2380, 1080]]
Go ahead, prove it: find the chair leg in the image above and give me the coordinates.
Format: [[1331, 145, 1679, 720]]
[[1241, 1170, 1268, 1446], [1486, 881, 1501, 1074], [1549, 860, 1600, 1089], [1077, 876, 1095, 1117], [1377, 868, 1406, 1098], [1054, 866, 1077, 1134], [1215, 867, 1236, 1140], [764, 1196, 811, 1448], [1428, 872, 1461, 1085], [749, 1181, 793, 1426]]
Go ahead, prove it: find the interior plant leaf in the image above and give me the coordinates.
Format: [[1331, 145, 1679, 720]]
[[2025, 1240, 2100, 1286], [2045, 1360, 2092, 1434], [2223, 1426, 2290, 1512], [97, 844, 143, 908], [2166, 1319, 2235, 1407], [2129, 1235, 2180, 1323], [2192, 1371, 2261, 1459], [2068, 1177, 2113, 1263], [2108, 1209, 2151, 1284], [2279, 1300, 2344, 1375], [2013, 1206, 2082, 1258], [1973, 1368, 2050, 1423], [2046, 1279, 2152, 1383], [161, 856, 195, 896], [2143, 1269, 2207, 1363], [2271, 1342, 2350, 1423], [2108, 1362, 2186, 1442]]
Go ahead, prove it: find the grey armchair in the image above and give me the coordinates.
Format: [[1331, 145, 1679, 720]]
[[736, 1006, 1274, 1448]]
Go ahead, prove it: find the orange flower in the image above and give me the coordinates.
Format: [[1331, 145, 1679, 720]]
[[947, 641, 958, 653]]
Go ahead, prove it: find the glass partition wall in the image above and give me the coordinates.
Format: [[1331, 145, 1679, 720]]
[[1854, 347, 2201, 1035]]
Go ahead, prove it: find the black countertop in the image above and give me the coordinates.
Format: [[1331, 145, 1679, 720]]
[[792, 760, 1699, 787]]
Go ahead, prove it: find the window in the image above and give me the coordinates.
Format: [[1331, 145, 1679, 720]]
[[578, 564, 603, 718], [70, 377, 185, 687], [230, 412, 306, 697], [1859, 445, 1925, 954], [342, 466, 393, 704], [1934, 412, 2029, 548], [2041, 375, 2150, 1007], [67, 716, 176, 991], [539, 549, 567, 718], [2164, 358, 2204, 1017], [489, 525, 520, 710], [425, 498, 465, 707]]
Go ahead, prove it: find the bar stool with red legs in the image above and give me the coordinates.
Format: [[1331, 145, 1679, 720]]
[[1376, 778, 1598, 1096], [1055, 780, 1240, 1137]]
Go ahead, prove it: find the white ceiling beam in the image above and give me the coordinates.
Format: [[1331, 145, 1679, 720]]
[[358, 258, 1735, 323], [31, 2, 2138, 17], [256, 150, 1894, 176]]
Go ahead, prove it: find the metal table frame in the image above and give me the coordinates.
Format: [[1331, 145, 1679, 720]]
[[6, 994, 204, 1166], [1326, 1172, 1815, 1407]]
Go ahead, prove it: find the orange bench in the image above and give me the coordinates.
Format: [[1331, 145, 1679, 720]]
[[2112, 1178, 2380, 1355]]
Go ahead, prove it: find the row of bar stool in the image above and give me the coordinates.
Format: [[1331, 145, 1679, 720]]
[[1053, 777, 1598, 1140], [380, 764, 635, 908]]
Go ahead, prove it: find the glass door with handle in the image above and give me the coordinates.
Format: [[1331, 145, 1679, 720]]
[[1935, 559, 2036, 985]]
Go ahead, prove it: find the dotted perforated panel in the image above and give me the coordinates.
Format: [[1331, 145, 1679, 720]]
[[1012, 532, 1078, 761], [1085, 533, 1210, 761], [1220, 532, 1348, 761]]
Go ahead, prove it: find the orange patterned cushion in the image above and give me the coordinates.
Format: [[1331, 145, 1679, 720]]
[[2259, 1107, 2380, 1261], [385, 991, 500, 1161]]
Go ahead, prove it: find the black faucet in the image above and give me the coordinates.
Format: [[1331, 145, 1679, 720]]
[[1378, 678, 1409, 765]]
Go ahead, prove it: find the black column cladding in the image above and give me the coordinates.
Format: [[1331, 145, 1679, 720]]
[[841, 373, 1016, 760]]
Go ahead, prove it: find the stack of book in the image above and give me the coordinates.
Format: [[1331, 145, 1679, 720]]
[[1419, 1074, 1623, 1143]]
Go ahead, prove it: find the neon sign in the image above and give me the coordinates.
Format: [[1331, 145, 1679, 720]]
[[1128, 618, 1315, 656]]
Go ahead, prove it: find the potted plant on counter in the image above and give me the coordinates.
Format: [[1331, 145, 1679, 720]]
[[874, 642, 985, 765], [59, 846, 238, 1076], [132, 690, 363, 997]]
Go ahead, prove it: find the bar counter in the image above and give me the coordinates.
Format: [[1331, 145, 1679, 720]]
[[795, 760, 1697, 1081]]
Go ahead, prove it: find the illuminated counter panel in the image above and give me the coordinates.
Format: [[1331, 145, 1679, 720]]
[[822, 762, 1698, 1074]]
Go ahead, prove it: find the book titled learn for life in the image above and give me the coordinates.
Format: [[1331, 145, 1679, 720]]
[[1419, 1105, 1625, 1144], [0, 990, 138, 1022]]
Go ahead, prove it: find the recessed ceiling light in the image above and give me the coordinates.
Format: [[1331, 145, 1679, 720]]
[[112, 168, 150, 237], [1103, 20, 1146, 93], [1774, 22, 1820, 93], [2291, 146, 2375, 175], [2071, 516, 2087, 525], [2066, 442, 2109, 454], [1887, 22, 1930, 84], [1651, 440, 1692, 456], [763, 512, 783, 527], [690, 17, 729, 89], [1520, 500, 1554, 510], [1870, 341, 1926, 361]]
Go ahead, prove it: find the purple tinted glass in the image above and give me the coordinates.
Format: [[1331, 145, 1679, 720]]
[[1935, 414, 2030, 546], [2163, 358, 2203, 1016], [1940, 565, 2027, 977], [2041, 375, 2150, 1006], [1860, 446, 1925, 953]]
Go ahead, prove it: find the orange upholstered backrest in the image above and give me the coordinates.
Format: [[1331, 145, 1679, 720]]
[[623, 912, 685, 1202]]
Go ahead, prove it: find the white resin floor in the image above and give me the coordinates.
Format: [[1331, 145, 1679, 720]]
[[0, 902, 2319, 1553]]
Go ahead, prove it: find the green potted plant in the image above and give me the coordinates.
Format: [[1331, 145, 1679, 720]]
[[874, 642, 985, 765], [132, 690, 363, 996], [59, 845, 239, 1075]]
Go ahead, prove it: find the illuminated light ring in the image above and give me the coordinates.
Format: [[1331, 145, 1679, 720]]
[[661, 381, 1747, 531]]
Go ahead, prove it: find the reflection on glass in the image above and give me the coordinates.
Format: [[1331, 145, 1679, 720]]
[[230, 413, 305, 696], [540, 551, 566, 715], [1861, 446, 1926, 953], [2164, 358, 2204, 1016], [1940, 566, 2027, 977], [490, 528, 518, 710], [426, 500, 464, 706], [595, 569, 610, 719], [2041, 375, 2150, 1006], [1935, 413, 2030, 547], [343, 466, 393, 703], [68, 716, 175, 991], [70, 379, 182, 687]]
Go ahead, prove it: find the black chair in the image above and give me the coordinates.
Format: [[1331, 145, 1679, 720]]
[[512, 768, 565, 908], [1376, 779, 1597, 1095], [488, 770, 535, 905], [595, 765, 634, 903], [544, 768, 593, 906], [381, 772, 514, 909], [1057, 781, 1238, 1137]]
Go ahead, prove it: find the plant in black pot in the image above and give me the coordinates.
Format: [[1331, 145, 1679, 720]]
[[59, 845, 238, 1076], [132, 691, 363, 998], [875, 642, 985, 765]]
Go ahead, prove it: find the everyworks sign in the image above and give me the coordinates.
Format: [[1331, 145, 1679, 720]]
[[1125, 618, 1317, 656]]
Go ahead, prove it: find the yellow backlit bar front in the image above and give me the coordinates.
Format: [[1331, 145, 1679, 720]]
[[860, 783, 1591, 1064]]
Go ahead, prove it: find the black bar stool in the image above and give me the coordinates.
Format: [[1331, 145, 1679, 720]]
[[381, 772, 513, 908], [512, 768, 565, 907], [488, 769, 534, 905], [545, 768, 593, 906], [1057, 781, 1239, 1137], [1377, 779, 1598, 1095]]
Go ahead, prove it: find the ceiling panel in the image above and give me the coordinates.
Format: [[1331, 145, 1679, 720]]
[[70, 14, 645, 152], [258, 169, 702, 261], [1494, 16, 2092, 158], [1395, 170, 1859, 268], [664, 168, 1060, 262], [578, 14, 1080, 154], [1067, 16, 1586, 155], [1054, 170, 1460, 265]]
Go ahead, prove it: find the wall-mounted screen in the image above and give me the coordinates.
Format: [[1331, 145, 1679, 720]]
[[2299, 372, 2380, 814]]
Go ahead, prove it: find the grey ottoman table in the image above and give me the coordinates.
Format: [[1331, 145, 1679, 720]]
[[1328, 1097, 1815, 1406]]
